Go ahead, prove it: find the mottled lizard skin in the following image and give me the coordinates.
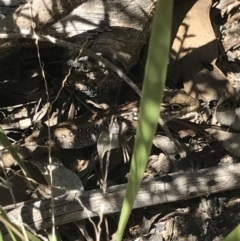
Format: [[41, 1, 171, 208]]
[[0, 90, 199, 167]]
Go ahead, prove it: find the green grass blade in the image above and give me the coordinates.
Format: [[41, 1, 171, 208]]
[[47, 228, 62, 241], [223, 225, 240, 241], [0, 230, 3, 241], [0, 206, 41, 241], [116, 0, 173, 240]]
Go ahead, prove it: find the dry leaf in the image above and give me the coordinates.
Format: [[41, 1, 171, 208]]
[[32, 157, 83, 197], [206, 127, 240, 157], [215, 97, 240, 131]]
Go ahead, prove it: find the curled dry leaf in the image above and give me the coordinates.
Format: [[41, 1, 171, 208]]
[[152, 135, 188, 161], [97, 131, 120, 162], [215, 97, 240, 131], [206, 127, 240, 157], [32, 157, 84, 197], [214, 0, 240, 16]]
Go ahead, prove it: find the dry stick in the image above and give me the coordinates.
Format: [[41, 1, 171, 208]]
[[2, 162, 240, 236], [27, 3, 59, 239]]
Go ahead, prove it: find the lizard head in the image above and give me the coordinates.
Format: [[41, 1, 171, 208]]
[[161, 90, 200, 121]]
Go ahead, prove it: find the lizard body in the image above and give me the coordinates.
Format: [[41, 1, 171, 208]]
[[1, 90, 199, 167]]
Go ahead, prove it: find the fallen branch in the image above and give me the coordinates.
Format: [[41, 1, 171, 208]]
[[1, 162, 240, 237], [0, 33, 142, 96], [0, 0, 86, 33]]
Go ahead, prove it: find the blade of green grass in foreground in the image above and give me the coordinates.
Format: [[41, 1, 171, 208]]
[[0, 206, 41, 241], [47, 228, 62, 241], [223, 225, 240, 241], [115, 1, 173, 240], [0, 127, 40, 240]]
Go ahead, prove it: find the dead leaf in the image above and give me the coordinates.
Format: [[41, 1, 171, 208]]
[[97, 131, 120, 162], [206, 127, 240, 157], [215, 0, 240, 17], [215, 97, 240, 131], [32, 157, 83, 197], [152, 135, 188, 160]]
